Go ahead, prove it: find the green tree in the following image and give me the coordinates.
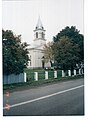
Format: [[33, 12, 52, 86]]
[[53, 26, 84, 61], [3, 29, 29, 75], [52, 36, 80, 71]]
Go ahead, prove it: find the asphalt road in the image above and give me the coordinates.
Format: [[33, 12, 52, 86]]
[[3, 78, 84, 116]]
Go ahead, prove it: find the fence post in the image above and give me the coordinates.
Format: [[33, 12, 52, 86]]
[[68, 70, 71, 76], [74, 69, 76, 76], [45, 71, 48, 79], [62, 70, 65, 77], [79, 69, 81, 75], [54, 71, 57, 78], [24, 72, 27, 82], [34, 72, 38, 81]]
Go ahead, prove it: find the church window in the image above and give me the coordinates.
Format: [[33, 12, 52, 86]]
[[42, 32, 44, 38], [36, 32, 38, 38], [42, 56, 45, 68]]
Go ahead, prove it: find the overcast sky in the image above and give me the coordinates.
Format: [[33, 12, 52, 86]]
[[2, 0, 84, 44]]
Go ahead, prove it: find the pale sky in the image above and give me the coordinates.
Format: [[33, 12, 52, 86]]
[[2, 0, 84, 44]]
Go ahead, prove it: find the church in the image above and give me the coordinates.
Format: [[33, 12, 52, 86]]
[[28, 17, 51, 69]]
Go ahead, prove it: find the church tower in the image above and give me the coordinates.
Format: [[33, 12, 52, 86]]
[[33, 16, 46, 46], [28, 17, 51, 68]]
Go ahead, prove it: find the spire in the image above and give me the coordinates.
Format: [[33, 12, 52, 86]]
[[36, 16, 44, 30]]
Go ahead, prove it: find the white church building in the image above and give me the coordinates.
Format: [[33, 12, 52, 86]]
[[28, 17, 51, 69]]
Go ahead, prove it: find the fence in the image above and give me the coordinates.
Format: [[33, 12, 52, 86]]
[[62, 69, 84, 77], [3, 73, 26, 85], [3, 69, 84, 84], [29, 69, 84, 81], [26, 70, 62, 82]]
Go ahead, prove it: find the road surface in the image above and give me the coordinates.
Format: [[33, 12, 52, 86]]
[[3, 78, 84, 116]]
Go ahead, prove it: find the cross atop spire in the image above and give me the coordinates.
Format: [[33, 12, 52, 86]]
[[36, 16, 44, 30]]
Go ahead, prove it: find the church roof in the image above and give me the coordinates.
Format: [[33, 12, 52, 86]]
[[29, 43, 44, 50], [36, 16, 44, 30]]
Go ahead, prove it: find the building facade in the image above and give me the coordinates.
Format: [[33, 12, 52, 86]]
[[28, 17, 51, 68]]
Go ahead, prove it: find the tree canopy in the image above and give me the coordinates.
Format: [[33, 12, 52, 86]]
[[52, 36, 80, 70], [3, 30, 29, 75], [53, 26, 84, 61], [43, 26, 84, 70]]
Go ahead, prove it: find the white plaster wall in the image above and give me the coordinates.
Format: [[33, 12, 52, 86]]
[[28, 49, 51, 68], [28, 49, 43, 68], [45, 62, 51, 68], [33, 39, 46, 47]]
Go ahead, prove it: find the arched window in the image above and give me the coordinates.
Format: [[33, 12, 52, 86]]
[[36, 32, 38, 38], [42, 32, 44, 38]]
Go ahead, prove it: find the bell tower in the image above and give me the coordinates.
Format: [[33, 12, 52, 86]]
[[33, 16, 46, 46]]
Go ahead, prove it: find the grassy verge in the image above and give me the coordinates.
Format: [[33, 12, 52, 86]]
[[3, 74, 84, 91]]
